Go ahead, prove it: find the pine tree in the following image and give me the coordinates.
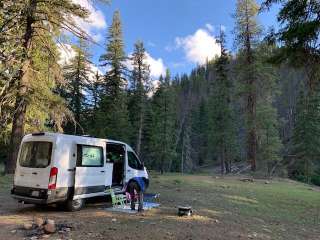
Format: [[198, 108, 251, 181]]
[[191, 99, 209, 167], [1, 0, 90, 173], [262, 0, 320, 92], [208, 28, 237, 174], [61, 39, 92, 134], [292, 89, 320, 183], [97, 10, 130, 141], [255, 44, 282, 176], [180, 113, 194, 173], [234, 0, 261, 171], [262, 0, 320, 178], [85, 71, 103, 131], [128, 40, 151, 155], [150, 70, 177, 173]]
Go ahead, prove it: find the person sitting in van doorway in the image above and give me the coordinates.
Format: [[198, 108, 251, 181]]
[[127, 177, 146, 212]]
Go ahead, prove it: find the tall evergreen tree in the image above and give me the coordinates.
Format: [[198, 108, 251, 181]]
[[263, 0, 320, 178], [234, 0, 262, 171], [1, 0, 88, 173], [128, 40, 151, 155], [150, 70, 176, 173], [292, 88, 320, 182], [97, 10, 130, 141], [61, 39, 92, 134], [255, 44, 282, 175], [191, 99, 209, 167], [84, 71, 103, 130], [208, 28, 237, 174]]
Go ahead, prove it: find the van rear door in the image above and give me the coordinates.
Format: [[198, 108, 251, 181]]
[[73, 144, 107, 200], [15, 141, 53, 189]]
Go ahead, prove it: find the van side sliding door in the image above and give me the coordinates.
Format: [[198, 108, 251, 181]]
[[73, 144, 107, 200]]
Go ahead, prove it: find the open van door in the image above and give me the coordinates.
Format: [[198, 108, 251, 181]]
[[73, 144, 110, 200], [125, 149, 145, 182]]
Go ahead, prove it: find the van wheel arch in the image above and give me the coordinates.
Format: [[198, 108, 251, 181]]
[[63, 187, 85, 211], [64, 198, 85, 212]]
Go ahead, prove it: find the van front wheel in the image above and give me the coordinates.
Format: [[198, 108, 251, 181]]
[[65, 198, 84, 212]]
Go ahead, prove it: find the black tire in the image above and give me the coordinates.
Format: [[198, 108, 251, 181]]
[[64, 198, 85, 212]]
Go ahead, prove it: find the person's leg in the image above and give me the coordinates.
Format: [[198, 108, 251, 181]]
[[138, 192, 144, 212], [130, 188, 136, 210]]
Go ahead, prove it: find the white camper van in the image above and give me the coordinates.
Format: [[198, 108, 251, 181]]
[[11, 132, 149, 211]]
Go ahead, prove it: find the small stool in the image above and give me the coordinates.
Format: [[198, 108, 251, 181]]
[[177, 206, 193, 216]]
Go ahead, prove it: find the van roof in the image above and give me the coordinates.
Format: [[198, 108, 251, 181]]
[[26, 132, 128, 146]]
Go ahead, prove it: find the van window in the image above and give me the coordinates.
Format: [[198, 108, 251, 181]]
[[77, 145, 103, 167], [19, 142, 52, 168], [127, 151, 143, 170]]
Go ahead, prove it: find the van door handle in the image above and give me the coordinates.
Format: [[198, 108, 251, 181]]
[[100, 170, 105, 173], [127, 169, 131, 172], [32, 172, 37, 175]]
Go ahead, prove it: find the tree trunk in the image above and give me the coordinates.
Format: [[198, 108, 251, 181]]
[[181, 138, 184, 174], [220, 143, 225, 175], [6, 60, 31, 174], [5, 0, 36, 174], [247, 95, 257, 172], [136, 111, 143, 156], [246, 53, 257, 172], [225, 147, 230, 173], [6, 94, 28, 173], [163, 90, 168, 172], [244, 0, 257, 172]]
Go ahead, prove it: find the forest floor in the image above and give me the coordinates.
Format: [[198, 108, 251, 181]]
[[0, 173, 320, 240]]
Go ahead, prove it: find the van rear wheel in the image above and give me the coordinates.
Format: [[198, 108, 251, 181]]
[[65, 198, 84, 212]]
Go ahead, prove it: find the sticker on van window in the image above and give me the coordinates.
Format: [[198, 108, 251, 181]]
[[81, 146, 103, 166]]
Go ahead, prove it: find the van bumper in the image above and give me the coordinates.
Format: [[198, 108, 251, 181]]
[[11, 194, 50, 204], [11, 186, 68, 204]]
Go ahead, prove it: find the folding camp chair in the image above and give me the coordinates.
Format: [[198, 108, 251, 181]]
[[105, 187, 127, 207]]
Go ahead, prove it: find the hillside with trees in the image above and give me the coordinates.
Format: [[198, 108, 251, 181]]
[[1, 0, 320, 186]]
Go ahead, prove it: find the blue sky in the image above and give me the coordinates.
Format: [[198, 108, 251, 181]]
[[68, 0, 280, 78]]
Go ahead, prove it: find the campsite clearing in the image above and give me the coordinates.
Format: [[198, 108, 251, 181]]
[[0, 173, 319, 240]]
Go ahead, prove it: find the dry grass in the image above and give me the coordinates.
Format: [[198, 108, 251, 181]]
[[0, 173, 319, 240]]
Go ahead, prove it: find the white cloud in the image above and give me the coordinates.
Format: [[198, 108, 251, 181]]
[[72, 0, 107, 38], [89, 63, 103, 76], [124, 52, 166, 96], [175, 28, 221, 65], [205, 23, 214, 32], [126, 52, 166, 80], [57, 43, 76, 65], [145, 53, 166, 79]]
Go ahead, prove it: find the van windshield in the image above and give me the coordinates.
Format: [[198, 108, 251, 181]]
[[19, 141, 52, 168]]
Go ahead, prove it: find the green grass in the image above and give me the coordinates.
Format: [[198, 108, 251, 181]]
[[0, 172, 319, 239], [149, 174, 320, 240], [0, 163, 4, 175], [0, 174, 12, 193]]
